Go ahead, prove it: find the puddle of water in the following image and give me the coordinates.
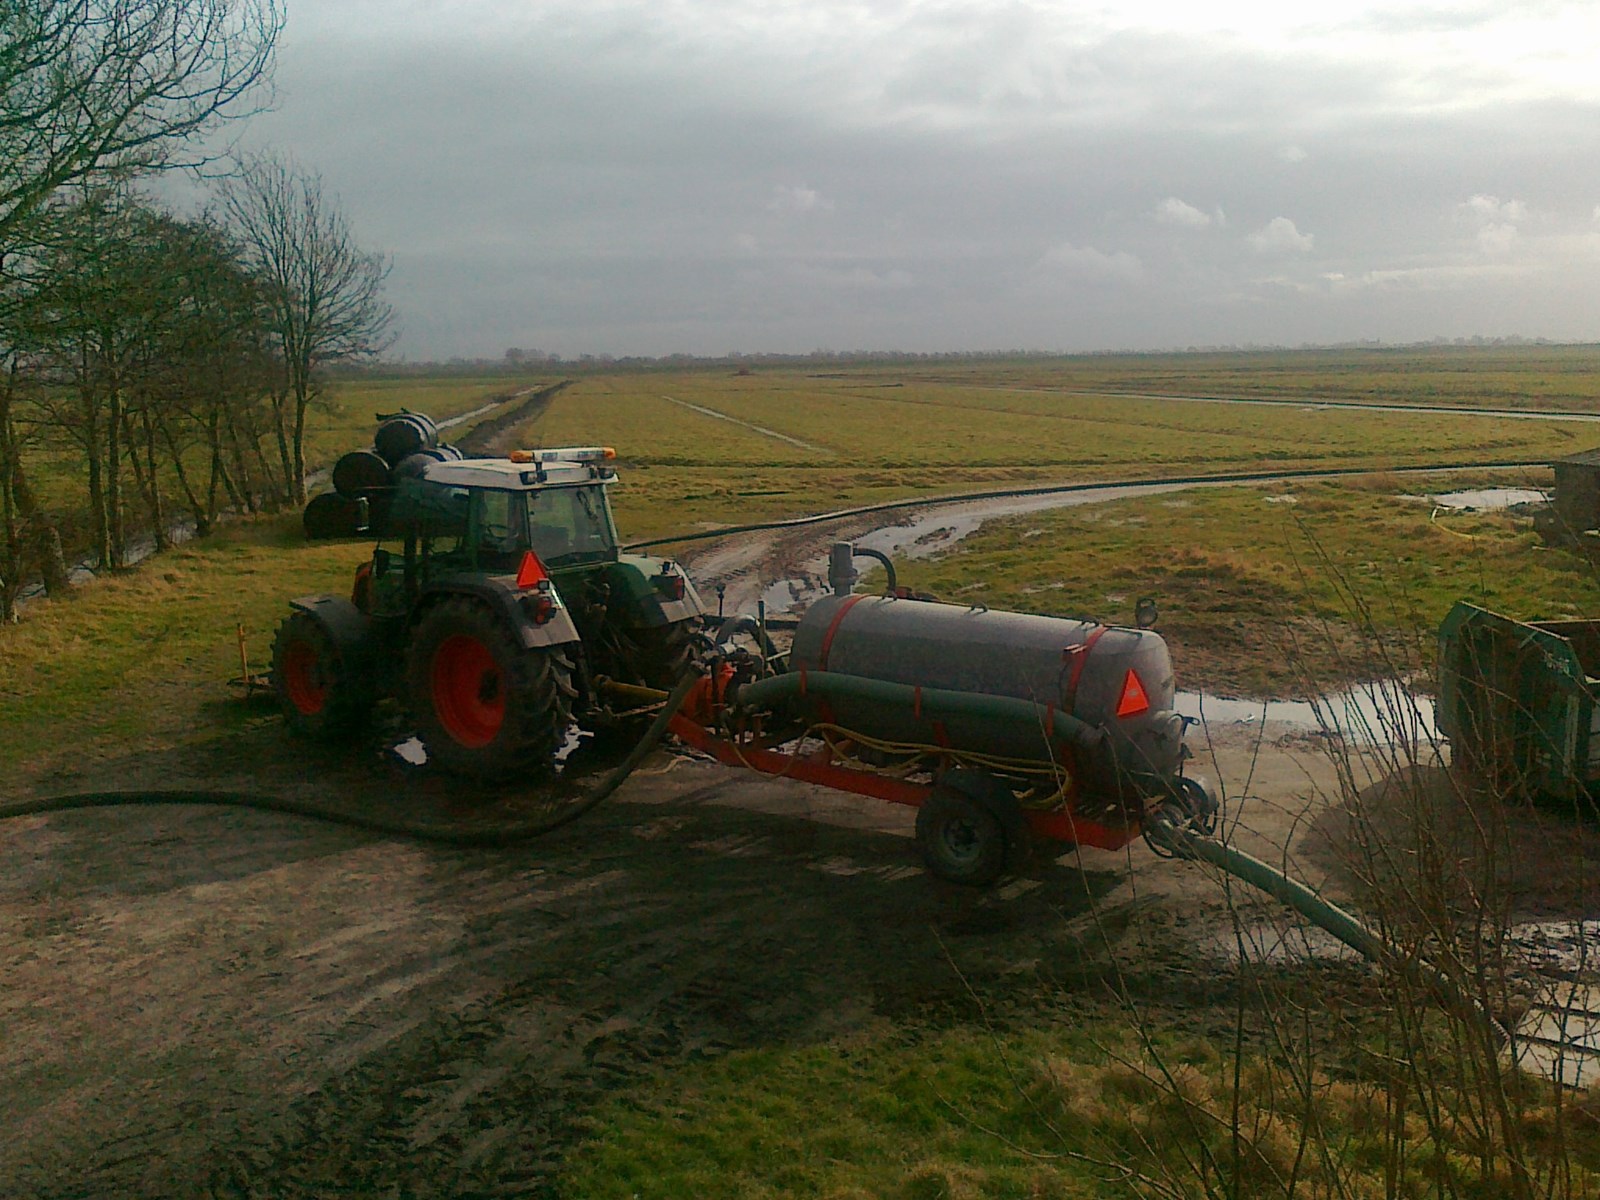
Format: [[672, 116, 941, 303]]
[[1177, 688, 1437, 745], [752, 483, 1200, 618], [1432, 487, 1547, 510], [1516, 983, 1600, 1089], [1506, 920, 1600, 977], [855, 483, 1195, 566]]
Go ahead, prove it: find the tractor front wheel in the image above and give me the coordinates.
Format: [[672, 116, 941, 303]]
[[406, 598, 574, 779], [271, 610, 373, 738]]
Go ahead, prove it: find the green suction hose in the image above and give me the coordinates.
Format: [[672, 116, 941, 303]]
[[1146, 805, 1510, 1048]]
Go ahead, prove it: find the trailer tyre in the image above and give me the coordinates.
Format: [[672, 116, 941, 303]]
[[916, 786, 1009, 887], [272, 610, 373, 738], [406, 597, 574, 779]]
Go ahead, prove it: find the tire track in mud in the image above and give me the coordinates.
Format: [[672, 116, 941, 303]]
[[454, 380, 574, 456], [4, 758, 1137, 1199]]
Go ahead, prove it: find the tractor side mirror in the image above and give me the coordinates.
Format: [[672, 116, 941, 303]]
[[1135, 596, 1158, 629], [373, 548, 392, 577]]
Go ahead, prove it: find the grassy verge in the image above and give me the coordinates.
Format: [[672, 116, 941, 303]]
[[560, 1006, 1600, 1199], [892, 472, 1600, 696], [0, 514, 360, 786]]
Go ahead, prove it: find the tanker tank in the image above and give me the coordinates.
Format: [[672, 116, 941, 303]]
[[782, 591, 1186, 794]]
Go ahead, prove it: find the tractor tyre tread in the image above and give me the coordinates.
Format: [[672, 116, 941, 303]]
[[631, 618, 703, 691], [405, 597, 574, 779]]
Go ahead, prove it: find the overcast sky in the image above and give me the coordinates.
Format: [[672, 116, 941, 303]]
[[229, 0, 1600, 360]]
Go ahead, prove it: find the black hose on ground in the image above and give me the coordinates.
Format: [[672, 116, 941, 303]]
[[0, 674, 700, 847]]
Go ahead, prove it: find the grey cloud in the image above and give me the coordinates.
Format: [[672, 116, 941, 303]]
[[1155, 198, 1215, 229], [1248, 218, 1315, 254]]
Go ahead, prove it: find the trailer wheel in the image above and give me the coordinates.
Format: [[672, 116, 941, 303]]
[[916, 786, 1009, 886], [406, 597, 574, 779], [271, 611, 372, 738]]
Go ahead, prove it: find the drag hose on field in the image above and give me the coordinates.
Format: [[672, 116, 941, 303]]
[[0, 675, 699, 846], [1150, 815, 1511, 1049]]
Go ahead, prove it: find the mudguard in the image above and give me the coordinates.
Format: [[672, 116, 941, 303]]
[[608, 555, 707, 628], [288, 594, 375, 667], [415, 574, 582, 649]]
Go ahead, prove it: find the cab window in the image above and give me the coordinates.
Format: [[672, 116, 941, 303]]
[[526, 486, 616, 565]]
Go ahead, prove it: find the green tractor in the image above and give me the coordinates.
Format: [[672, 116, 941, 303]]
[[271, 445, 705, 778]]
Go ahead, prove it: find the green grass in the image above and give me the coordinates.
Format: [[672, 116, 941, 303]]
[[522, 364, 1588, 542], [561, 1013, 1600, 1199], [892, 344, 1600, 411], [0, 514, 360, 786], [561, 1024, 1103, 1200]]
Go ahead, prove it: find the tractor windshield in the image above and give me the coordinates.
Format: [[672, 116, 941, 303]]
[[524, 484, 617, 567]]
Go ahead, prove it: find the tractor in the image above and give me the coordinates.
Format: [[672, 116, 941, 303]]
[[271, 444, 706, 777]]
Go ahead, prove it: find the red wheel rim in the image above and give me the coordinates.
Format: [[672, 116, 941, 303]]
[[282, 639, 327, 715], [431, 634, 505, 747]]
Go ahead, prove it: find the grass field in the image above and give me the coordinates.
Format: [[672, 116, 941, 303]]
[[558, 1014, 1600, 1199], [891, 343, 1600, 411], [0, 514, 360, 786], [513, 361, 1590, 541]]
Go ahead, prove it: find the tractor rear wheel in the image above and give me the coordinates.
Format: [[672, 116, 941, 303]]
[[632, 618, 703, 690], [272, 610, 373, 738], [406, 597, 574, 779]]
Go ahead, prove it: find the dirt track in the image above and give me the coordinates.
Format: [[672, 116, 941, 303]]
[[1, 701, 1345, 1196]]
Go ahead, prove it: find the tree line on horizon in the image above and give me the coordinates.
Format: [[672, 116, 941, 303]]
[[0, 1, 394, 621]]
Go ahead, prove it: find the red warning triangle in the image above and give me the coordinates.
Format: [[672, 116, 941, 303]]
[[516, 551, 549, 589], [1116, 669, 1151, 718]]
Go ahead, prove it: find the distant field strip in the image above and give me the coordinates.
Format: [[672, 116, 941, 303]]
[[657, 395, 828, 452], [524, 379, 817, 464], [657, 375, 1580, 469], [971, 385, 1600, 424], [894, 346, 1600, 409]]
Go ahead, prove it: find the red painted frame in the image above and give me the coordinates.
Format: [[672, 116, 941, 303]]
[[666, 696, 1144, 853]]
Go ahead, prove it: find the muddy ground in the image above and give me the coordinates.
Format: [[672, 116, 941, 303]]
[[3, 705, 1353, 1197]]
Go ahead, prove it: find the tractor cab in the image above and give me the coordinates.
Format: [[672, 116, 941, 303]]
[[387, 453, 620, 575], [358, 451, 629, 620]]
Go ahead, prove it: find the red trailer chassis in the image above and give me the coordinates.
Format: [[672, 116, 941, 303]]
[[660, 671, 1146, 854]]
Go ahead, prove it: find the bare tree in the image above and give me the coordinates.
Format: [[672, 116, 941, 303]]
[[220, 152, 394, 504], [0, 0, 282, 248]]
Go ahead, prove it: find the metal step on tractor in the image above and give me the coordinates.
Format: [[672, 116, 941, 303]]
[[272, 421, 706, 778]]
